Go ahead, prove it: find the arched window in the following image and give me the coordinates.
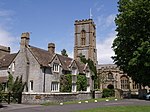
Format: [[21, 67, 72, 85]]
[[108, 72, 114, 79], [80, 30, 86, 45], [133, 82, 139, 89], [120, 75, 129, 89]]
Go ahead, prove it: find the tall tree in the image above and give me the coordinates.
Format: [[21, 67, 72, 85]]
[[112, 0, 150, 87], [61, 49, 68, 57]]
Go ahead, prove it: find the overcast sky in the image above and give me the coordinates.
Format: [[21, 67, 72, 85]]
[[0, 0, 118, 64]]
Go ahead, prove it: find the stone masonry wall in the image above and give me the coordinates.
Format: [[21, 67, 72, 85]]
[[22, 92, 102, 104]]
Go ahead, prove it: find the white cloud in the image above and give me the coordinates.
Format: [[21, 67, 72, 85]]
[[68, 51, 73, 58], [97, 33, 116, 64], [0, 27, 18, 52], [96, 14, 116, 30], [0, 10, 19, 53]]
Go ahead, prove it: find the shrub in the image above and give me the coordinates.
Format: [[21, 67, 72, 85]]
[[77, 74, 87, 91], [102, 88, 115, 98], [60, 74, 72, 92]]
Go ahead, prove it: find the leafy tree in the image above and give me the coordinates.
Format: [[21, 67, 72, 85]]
[[60, 74, 72, 92], [77, 75, 87, 91], [61, 49, 68, 57], [112, 0, 150, 87], [79, 54, 98, 89], [7, 73, 26, 103], [7, 73, 14, 92]]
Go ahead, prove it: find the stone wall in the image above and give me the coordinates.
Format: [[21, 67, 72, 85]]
[[22, 92, 102, 104]]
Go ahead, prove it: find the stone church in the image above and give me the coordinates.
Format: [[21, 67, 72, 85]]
[[73, 19, 149, 97]]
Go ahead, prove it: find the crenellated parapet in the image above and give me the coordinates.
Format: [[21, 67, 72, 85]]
[[75, 19, 95, 27]]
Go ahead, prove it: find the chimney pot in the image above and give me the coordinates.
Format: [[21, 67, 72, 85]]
[[48, 43, 55, 54], [20, 32, 30, 49]]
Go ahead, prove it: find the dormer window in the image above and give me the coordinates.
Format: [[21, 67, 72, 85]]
[[12, 62, 15, 72], [53, 63, 59, 72], [72, 68, 77, 75], [86, 71, 90, 78]]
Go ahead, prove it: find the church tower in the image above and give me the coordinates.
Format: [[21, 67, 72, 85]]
[[74, 19, 97, 65]]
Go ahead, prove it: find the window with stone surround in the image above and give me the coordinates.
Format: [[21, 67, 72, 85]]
[[29, 80, 33, 91], [53, 63, 59, 72], [12, 62, 15, 72], [51, 82, 59, 92], [72, 68, 77, 75], [133, 82, 139, 89], [72, 83, 76, 92], [108, 72, 114, 79], [86, 71, 90, 78], [121, 76, 129, 89]]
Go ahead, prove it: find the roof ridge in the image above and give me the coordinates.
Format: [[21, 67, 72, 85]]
[[29, 45, 49, 53]]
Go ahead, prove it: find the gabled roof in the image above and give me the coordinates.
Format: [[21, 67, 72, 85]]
[[27, 45, 88, 74], [56, 54, 73, 71], [0, 53, 17, 68], [75, 60, 86, 74], [28, 46, 53, 67]]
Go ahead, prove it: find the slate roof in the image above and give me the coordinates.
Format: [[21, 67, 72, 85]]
[[57, 54, 73, 71], [28, 45, 87, 73], [76, 61, 86, 74], [0, 53, 17, 68], [29, 46, 53, 67]]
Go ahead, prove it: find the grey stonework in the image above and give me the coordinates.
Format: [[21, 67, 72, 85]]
[[1, 32, 93, 94], [22, 92, 102, 104]]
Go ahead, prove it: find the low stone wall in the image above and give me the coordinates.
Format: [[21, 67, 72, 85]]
[[22, 91, 102, 104], [77, 92, 92, 100], [95, 91, 102, 98]]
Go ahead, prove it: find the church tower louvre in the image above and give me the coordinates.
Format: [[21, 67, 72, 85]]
[[74, 19, 97, 65]]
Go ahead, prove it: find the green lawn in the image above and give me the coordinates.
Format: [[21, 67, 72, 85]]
[[74, 105, 150, 112], [42, 97, 117, 106]]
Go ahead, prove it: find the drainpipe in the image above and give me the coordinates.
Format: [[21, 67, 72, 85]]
[[43, 67, 46, 92], [25, 46, 29, 92]]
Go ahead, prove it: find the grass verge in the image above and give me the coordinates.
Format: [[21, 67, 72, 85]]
[[42, 97, 118, 106], [73, 105, 150, 112]]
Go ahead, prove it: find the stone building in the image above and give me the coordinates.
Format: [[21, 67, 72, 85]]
[[0, 45, 17, 84], [0, 32, 93, 93], [0, 19, 149, 101], [97, 64, 149, 97], [73, 19, 149, 97]]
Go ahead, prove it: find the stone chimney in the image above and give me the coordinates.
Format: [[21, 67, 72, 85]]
[[48, 43, 55, 54], [0, 45, 10, 59], [20, 32, 30, 49]]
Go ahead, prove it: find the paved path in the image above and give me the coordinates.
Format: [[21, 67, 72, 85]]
[[0, 99, 150, 112]]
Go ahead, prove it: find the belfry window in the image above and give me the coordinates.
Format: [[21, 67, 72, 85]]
[[80, 30, 86, 45]]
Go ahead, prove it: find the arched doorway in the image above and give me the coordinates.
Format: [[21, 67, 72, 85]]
[[107, 84, 114, 89]]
